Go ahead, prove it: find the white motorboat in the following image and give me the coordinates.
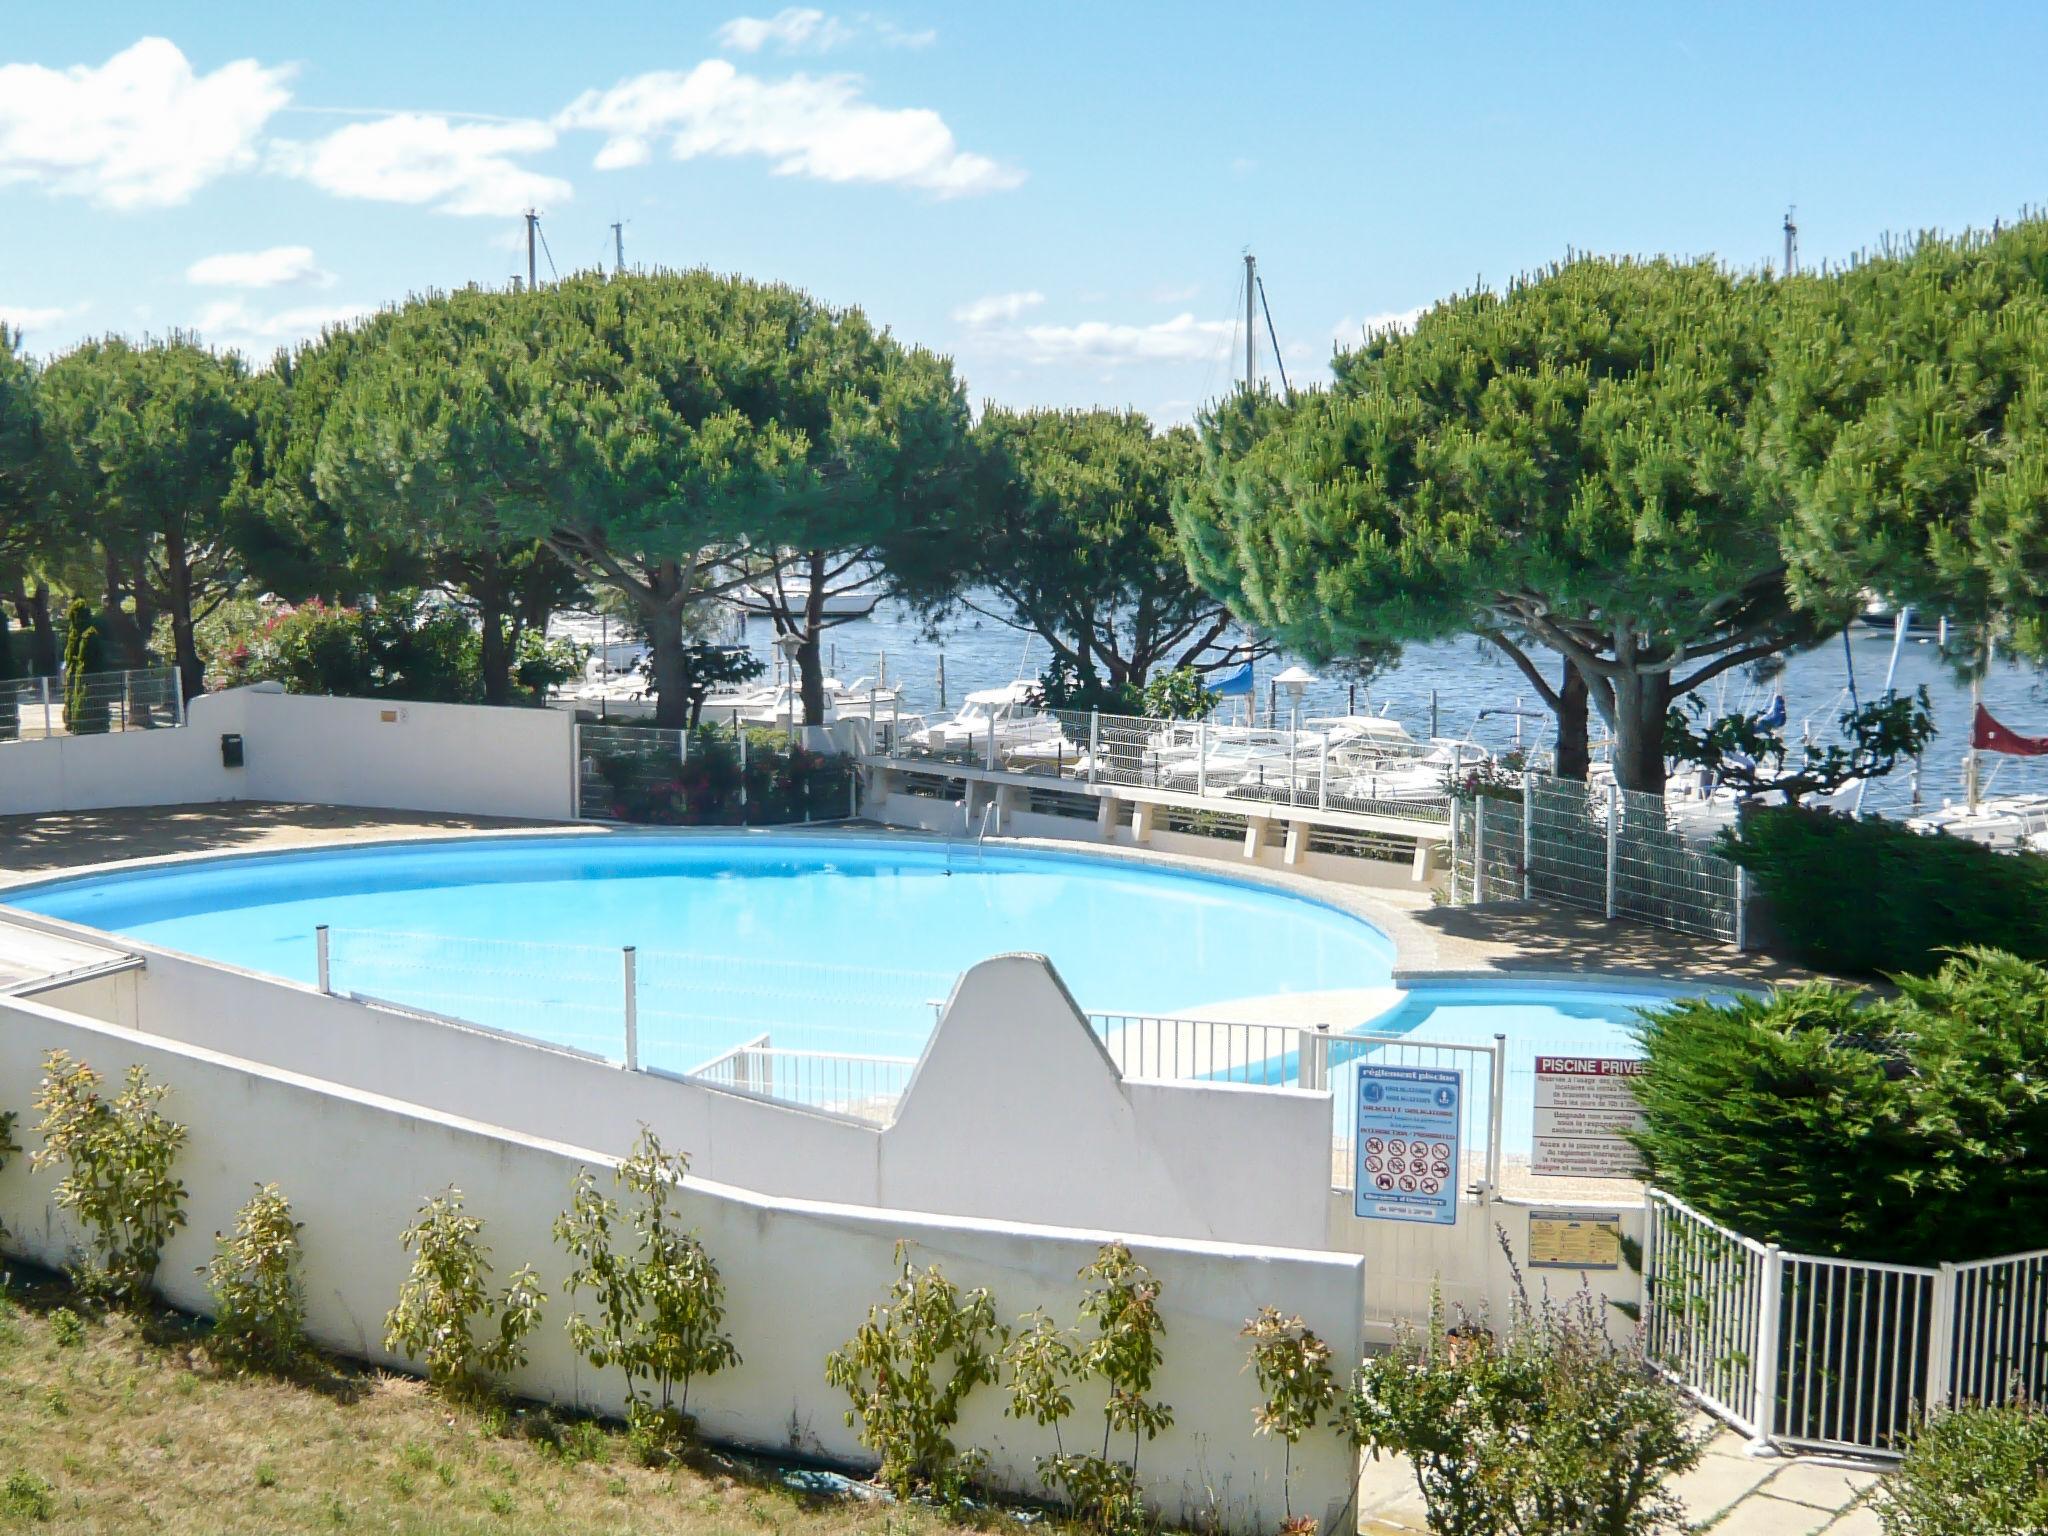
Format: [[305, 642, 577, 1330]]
[[730, 583, 885, 620], [700, 676, 904, 727], [907, 682, 1063, 760], [1907, 795, 2048, 850]]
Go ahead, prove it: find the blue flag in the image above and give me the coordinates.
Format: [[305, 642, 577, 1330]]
[[1211, 661, 1254, 697]]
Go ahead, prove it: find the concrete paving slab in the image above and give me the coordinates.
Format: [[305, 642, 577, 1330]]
[[1711, 1492, 1836, 1535], [1764, 1461, 1881, 1511], [1820, 1500, 1885, 1534]]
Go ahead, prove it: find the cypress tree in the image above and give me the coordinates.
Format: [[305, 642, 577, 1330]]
[[62, 598, 108, 734]]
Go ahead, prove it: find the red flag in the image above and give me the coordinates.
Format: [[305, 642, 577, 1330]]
[[1973, 704, 2048, 757]]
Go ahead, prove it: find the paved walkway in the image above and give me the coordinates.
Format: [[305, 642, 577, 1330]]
[[1360, 1422, 1885, 1533]]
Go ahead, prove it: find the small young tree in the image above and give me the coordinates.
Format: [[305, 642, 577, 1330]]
[[203, 1182, 308, 1373], [61, 599, 108, 734], [383, 1187, 546, 1399], [30, 1051, 188, 1303], [824, 1243, 1003, 1503], [554, 1128, 740, 1456], [1242, 1307, 1339, 1532]]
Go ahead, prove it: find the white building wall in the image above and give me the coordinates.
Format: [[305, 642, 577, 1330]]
[[0, 992, 1365, 1535], [0, 686, 573, 821], [16, 933, 1335, 1251]]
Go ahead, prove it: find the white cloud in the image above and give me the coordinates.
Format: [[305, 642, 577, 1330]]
[[274, 114, 569, 217], [186, 245, 330, 289], [559, 60, 1020, 197], [0, 37, 292, 209], [1004, 312, 1237, 366], [189, 297, 372, 360], [1149, 282, 1199, 304], [951, 290, 1043, 326], [0, 302, 86, 335], [1332, 306, 1426, 346], [716, 8, 853, 53], [716, 10, 933, 53]]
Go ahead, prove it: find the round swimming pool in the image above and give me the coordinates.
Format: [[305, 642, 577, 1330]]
[[5, 834, 1395, 1067]]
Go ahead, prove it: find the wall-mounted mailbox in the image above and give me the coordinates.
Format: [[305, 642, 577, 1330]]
[[221, 733, 245, 768]]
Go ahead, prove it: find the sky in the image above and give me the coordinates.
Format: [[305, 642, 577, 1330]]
[[5, 3, 2048, 424]]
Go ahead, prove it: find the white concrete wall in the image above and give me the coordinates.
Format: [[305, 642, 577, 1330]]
[[15, 928, 1335, 1250], [0, 992, 1365, 1534], [0, 686, 573, 821]]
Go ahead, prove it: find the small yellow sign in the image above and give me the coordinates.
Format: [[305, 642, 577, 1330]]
[[1527, 1209, 1624, 1270]]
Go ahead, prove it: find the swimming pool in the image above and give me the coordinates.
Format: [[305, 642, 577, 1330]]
[[5, 834, 1396, 1068]]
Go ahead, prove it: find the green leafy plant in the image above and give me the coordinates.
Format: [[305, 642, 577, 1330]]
[[46, 1308, 84, 1349], [1002, 1242, 1174, 1535], [1242, 1307, 1339, 1532], [1667, 687, 1935, 804], [554, 1128, 740, 1458], [1629, 949, 2048, 1263], [1720, 805, 2048, 975], [1875, 1399, 2048, 1536], [203, 1183, 308, 1374], [824, 1243, 1002, 1503], [0, 1469, 51, 1521], [1139, 667, 1219, 721], [0, 1109, 18, 1243], [383, 1187, 546, 1398], [30, 1051, 188, 1303], [1340, 1248, 1701, 1536]]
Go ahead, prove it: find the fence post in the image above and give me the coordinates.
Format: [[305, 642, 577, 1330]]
[[937, 652, 947, 710], [1300, 1023, 1330, 1091], [39, 675, 51, 738], [622, 946, 639, 1071], [570, 722, 583, 819], [1519, 771, 1534, 899], [1926, 1262, 1957, 1416], [986, 714, 996, 771], [1197, 718, 1208, 798], [1318, 732, 1329, 810], [1087, 709, 1100, 786], [738, 729, 748, 817], [315, 925, 331, 995], [1751, 1244, 1785, 1451], [1472, 796, 1487, 903], [1604, 787, 1620, 918], [1733, 865, 1749, 952], [1448, 799, 1461, 905], [172, 668, 187, 727], [121, 668, 133, 731], [1486, 1032, 1506, 1199]]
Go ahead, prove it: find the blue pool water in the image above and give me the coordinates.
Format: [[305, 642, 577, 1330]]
[[5, 835, 1395, 1067], [1336, 980, 1724, 1162]]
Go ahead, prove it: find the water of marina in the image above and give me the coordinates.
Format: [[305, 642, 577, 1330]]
[[657, 598, 2048, 821]]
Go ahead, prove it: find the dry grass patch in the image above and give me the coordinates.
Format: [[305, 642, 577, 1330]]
[[0, 1275, 1012, 1535]]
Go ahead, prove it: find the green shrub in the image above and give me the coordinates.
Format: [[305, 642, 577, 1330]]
[[824, 1243, 1002, 1503], [1242, 1307, 1338, 1532], [1720, 806, 2048, 975], [1875, 1400, 2048, 1536], [383, 1187, 546, 1399], [29, 1052, 188, 1303], [587, 723, 850, 826], [554, 1128, 740, 1458], [1630, 949, 2048, 1262], [204, 1183, 308, 1374], [1340, 1264, 1702, 1536], [0, 1469, 51, 1521], [61, 599, 109, 735]]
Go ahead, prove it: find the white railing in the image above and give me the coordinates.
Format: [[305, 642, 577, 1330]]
[[686, 1040, 916, 1125], [0, 665, 182, 742], [1645, 1191, 2045, 1457], [1086, 1012, 1319, 1086]]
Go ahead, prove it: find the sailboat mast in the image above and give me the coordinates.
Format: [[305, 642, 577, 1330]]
[[1245, 252, 1257, 390], [1966, 625, 1990, 811]]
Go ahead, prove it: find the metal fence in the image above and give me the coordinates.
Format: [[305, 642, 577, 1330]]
[[0, 666, 182, 741], [1645, 1190, 2048, 1457], [686, 1038, 916, 1124], [1450, 773, 1745, 945], [575, 720, 855, 825]]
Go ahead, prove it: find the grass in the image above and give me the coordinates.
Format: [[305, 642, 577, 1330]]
[[0, 1268, 1011, 1535]]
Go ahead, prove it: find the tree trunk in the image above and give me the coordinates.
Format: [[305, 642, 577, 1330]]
[[1610, 670, 1673, 795], [644, 562, 691, 730], [26, 581, 59, 676], [1553, 662, 1590, 781], [474, 554, 513, 706], [797, 550, 828, 726], [163, 532, 206, 704]]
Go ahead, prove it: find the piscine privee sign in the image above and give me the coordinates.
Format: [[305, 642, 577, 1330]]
[[1531, 1057, 1647, 1179], [1353, 1064, 1461, 1225]]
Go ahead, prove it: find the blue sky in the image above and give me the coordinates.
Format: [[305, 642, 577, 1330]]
[[5, 2, 2048, 423]]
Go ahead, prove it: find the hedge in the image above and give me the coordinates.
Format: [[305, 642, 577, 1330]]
[[1719, 806, 2048, 976], [1628, 949, 2048, 1263]]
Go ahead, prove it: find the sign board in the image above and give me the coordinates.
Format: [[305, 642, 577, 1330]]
[[1354, 1064, 1461, 1225], [1527, 1208, 1624, 1270], [1531, 1057, 1647, 1179]]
